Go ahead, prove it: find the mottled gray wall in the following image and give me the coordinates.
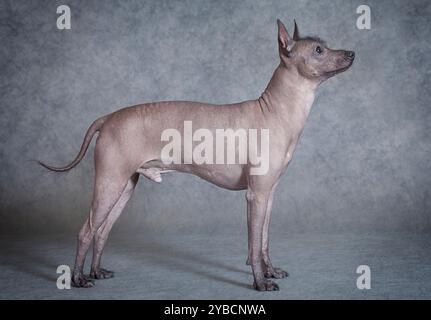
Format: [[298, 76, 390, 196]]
[[0, 0, 430, 235]]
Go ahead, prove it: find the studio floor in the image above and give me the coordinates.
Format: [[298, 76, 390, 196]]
[[0, 232, 430, 299]]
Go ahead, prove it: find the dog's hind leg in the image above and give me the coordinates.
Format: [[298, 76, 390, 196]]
[[90, 173, 140, 280], [72, 165, 131, 288]]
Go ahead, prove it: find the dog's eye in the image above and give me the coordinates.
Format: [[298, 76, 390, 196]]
[[315, 46, 323, 54]]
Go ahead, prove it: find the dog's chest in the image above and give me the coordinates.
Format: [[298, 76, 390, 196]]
[[282, 135, 300, 167]]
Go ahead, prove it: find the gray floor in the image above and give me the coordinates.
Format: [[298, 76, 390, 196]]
[[1, 232, 430, 299]]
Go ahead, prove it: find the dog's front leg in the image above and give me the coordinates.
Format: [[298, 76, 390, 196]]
[[246, 186, 279, 291], [262, 186, 289, 279]]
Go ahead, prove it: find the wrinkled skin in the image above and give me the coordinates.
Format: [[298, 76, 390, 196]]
[[40, 19, 354, 291]]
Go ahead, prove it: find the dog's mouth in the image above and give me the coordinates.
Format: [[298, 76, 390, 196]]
[[325, 61, 353, 77]]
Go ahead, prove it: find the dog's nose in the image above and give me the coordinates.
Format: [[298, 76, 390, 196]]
[[345, 51, 355, 60]]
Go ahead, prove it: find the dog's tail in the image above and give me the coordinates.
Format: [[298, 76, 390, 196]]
[[38, 115, 108, 172]]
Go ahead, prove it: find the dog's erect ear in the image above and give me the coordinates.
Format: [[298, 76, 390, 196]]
[[293, 19, 300, 41], [277, 19, 293, 51]]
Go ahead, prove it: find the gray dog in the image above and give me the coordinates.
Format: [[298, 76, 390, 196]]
[[39, 19, 354, 291]]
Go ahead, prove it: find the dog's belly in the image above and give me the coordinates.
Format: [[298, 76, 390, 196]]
[[181, 163, 248, 190], [140, 161, 247, 190]]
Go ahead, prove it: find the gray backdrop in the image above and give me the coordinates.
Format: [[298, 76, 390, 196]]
[[1, 0, 430, 236]]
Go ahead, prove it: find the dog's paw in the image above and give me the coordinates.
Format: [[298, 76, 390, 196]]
[[72, 273, 95, 288], [264, 267, 289, 279], [90, 268, 114, 280], [253, 279, 279, 291]]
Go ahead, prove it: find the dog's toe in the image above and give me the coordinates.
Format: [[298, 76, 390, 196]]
[[265, 267, 289, 279], [72, 274, 95, 288], [90, 268, 115, 280], [253, 279, 279, 291]]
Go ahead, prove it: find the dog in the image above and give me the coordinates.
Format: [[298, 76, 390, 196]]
[[39, 19, 354, 291]]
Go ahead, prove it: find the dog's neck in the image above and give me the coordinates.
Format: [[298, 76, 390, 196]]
[[259, 64, 318, 128]]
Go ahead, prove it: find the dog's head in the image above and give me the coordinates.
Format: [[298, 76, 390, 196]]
[[277, 19, 354, 83]]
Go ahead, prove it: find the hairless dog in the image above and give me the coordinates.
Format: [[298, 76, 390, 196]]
[[39, 19, 354, 291]]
